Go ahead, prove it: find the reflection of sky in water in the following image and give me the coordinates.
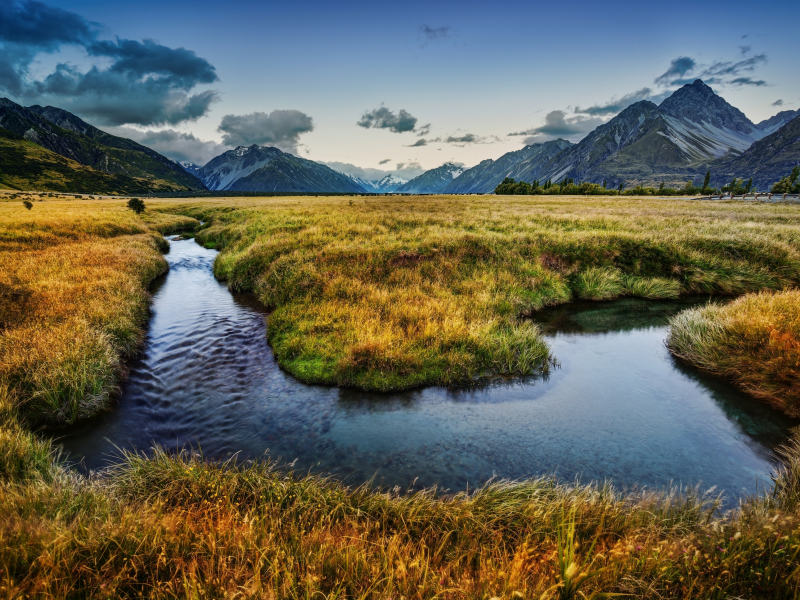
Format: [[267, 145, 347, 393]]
[[54, 240, 799, 502]]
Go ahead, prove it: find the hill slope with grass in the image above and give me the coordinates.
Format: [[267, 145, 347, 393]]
[[0, 98, 205, 191], [0, 128, 191, 193]]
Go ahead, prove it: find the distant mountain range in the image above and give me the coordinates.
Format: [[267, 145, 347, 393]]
[[0, 98, 205, 193], [435, 80, 800, 193], [2, 80, 798, 194]]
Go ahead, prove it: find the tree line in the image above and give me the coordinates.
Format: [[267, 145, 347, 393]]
[[494, 167, 800, 196]]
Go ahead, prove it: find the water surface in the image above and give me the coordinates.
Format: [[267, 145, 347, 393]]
[[55, 239, 798, 499]]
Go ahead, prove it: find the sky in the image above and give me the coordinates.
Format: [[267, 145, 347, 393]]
[[1, 0, 798, 181]]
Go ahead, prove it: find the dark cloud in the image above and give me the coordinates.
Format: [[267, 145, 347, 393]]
[[575, 87, 657, 116], [509, 111, 605, 143], [654, 57, 697, 86], [357, 105, 418, 133], [728, 77, 767, 86], [103, 126, 228, 166], [702, 54, 767, 81], [739, 45, 751, 55], [653, 53, 769, 89], [218, 110, 314, 153], [418, 25, 451, 47], [378, 158, 391, 165], [416, 123, 431, 136], [407, 138, 427, 147], [0, 0, 219, 126], [0, 0, 96, 49], [426, 133, 500, 145], [772, 99, 784, 107]]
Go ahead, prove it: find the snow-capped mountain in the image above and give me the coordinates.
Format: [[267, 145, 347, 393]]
[[340, 173, 408, 193], [179, 161, 203, 177], [197, 145, 366, 193], [396, 163, 464, 194]]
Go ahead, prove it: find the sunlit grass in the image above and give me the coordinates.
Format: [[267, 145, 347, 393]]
[[159, 194, 800, 391], [668, 289, 800, 416], [2, 196, 800, 598]]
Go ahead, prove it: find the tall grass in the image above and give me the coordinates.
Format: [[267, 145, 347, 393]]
[[2, 196, 800, 598], [667, 290, 800, 416], [159, 194, 800, 391]]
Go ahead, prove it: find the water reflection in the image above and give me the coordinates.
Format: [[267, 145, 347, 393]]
[[53, 239, 799, 501]]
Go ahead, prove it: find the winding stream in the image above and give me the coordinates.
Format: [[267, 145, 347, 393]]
[[55, 238, 799, 499]]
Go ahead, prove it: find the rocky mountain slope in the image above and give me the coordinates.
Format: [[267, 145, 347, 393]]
[[755, 109, 800, 136], [441, 140, 572, 193], [198, 145, 366, 193], [396, 163, 464, 194], [717, 115, 800, 190], [342, 173, 407, 193], [0, 99, 205, 190]]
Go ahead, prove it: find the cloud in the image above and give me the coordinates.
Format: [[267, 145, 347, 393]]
[[425, 132, 501, 145], [217, 110, 314, 153], [728, 77, 767, 86], [379, 158, 391, 165], [416, 123, 431, 136], [654, 57, 697, 86], [509, 110, 605, 143], [357, 105, 418, 133], [407, 138, 427, 147], [0, 0, 219, 126], [418, 25, 451, 47], [653, 53, 769, 89], [103, 126, 227, 166], [575, 87, 659, 116], [325, 161, 425, 182], [772, 99, 784, 107]]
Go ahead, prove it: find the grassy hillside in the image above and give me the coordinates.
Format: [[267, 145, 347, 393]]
[[0, 129, 195, 194], [160, 195, 800, 392], [0, 99, 204, 190]]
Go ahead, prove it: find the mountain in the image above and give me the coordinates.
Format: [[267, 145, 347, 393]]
[[756, 109, 800, 136], [526, 80, 774, 187], [198, 145, 366, 193], [0, 127, 194, 193], [340, 173, 407, 193], [0, 99, 205, 190], [441, 140, 572, 194], [717, 115, 800, 191], [395, 163, 464, 194], [180, 161, 203, 177]]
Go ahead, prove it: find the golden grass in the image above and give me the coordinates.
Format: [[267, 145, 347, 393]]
[[156, 194, 800, 391], [2, 196, 800, 598], [668, 289, 800, 415], [0, 199, 196, 425]]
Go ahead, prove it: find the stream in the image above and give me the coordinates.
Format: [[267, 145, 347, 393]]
[[55, 238, 799, 499]]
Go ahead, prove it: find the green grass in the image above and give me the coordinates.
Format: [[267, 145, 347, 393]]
[[2, 196, 800, 598], [157, 194, 800, 392]]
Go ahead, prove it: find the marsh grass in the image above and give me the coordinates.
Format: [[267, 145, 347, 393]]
[[667, 290, 800, 416], [160, 194, 800, 391], [3, 196, 800, 598]]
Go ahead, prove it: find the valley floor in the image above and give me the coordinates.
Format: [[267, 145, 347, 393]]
[[2, 195, 800, 598]]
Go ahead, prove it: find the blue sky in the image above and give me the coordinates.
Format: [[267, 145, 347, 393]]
[[1, 0, 798, 179]]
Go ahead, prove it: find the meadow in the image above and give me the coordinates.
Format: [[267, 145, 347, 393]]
[[2, 194, 800, 598], [166, 194, 800, 393]]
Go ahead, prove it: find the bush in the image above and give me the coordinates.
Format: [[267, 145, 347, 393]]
[[22, 201, 32, 210], [127, 198, 146, 214]]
